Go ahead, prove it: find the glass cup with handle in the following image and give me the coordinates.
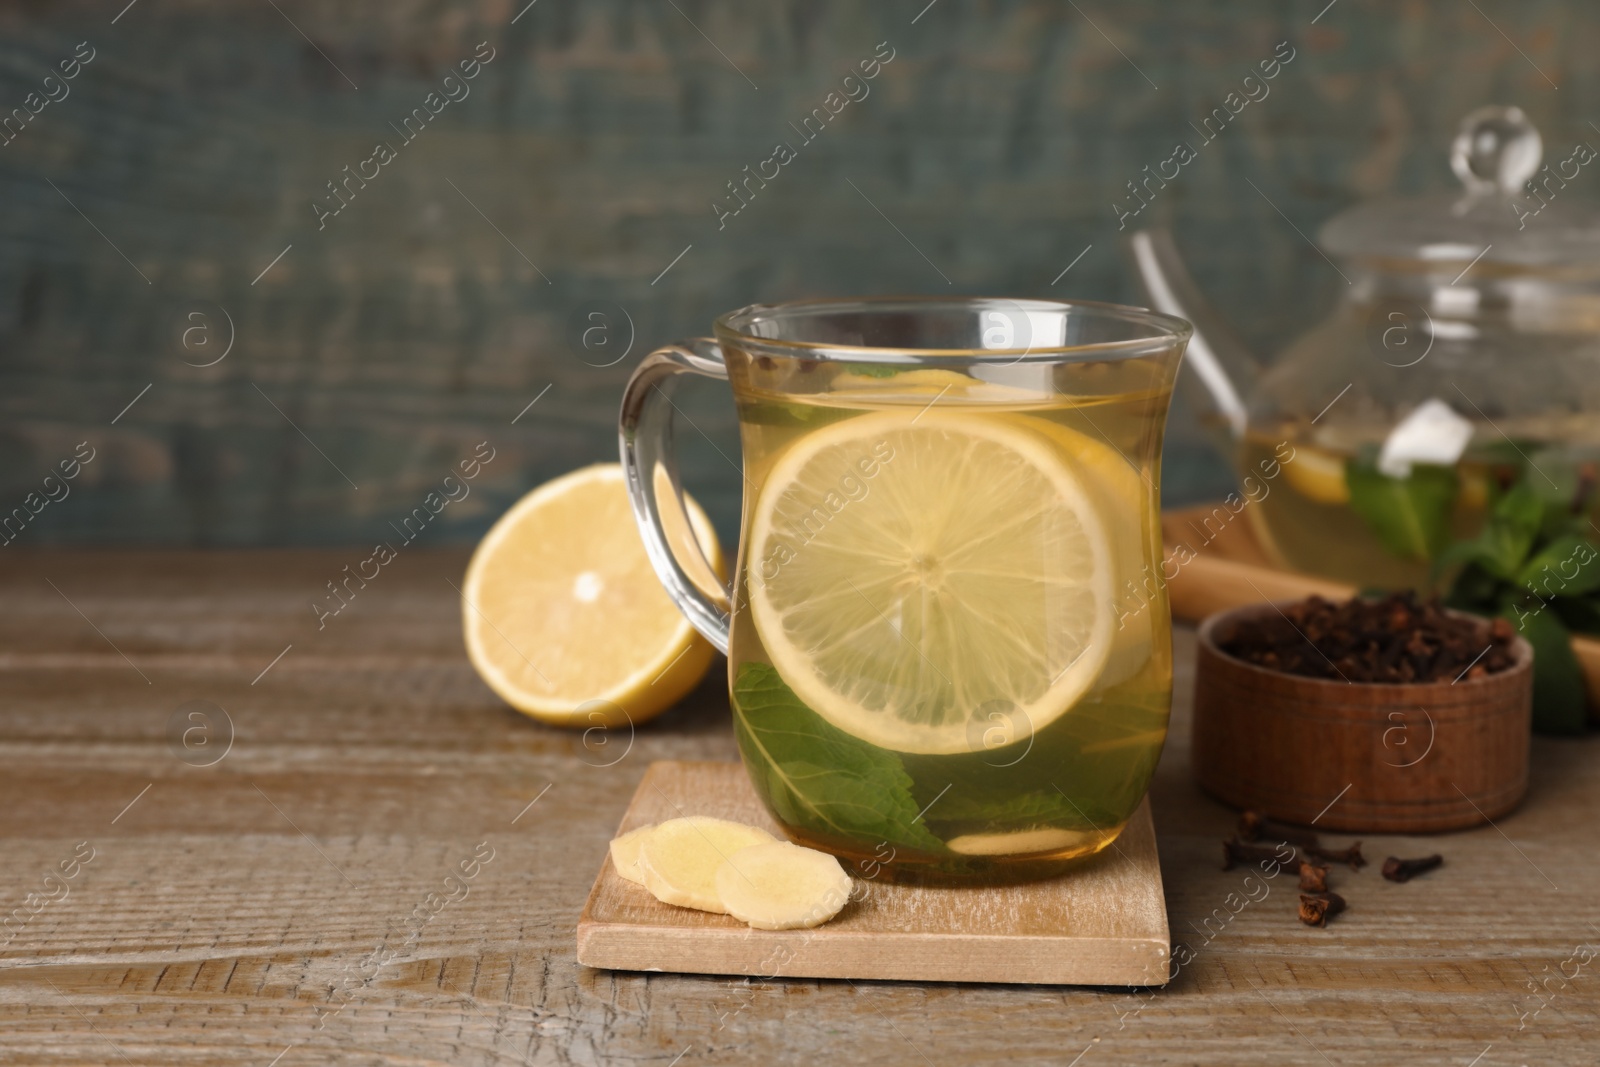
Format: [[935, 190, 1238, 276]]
[[620, 297, 1189, 878]]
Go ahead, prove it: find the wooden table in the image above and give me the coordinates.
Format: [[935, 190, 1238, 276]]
[[2, 551, 1595, 1066]]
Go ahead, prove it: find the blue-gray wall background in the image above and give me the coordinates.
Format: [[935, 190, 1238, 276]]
[[0, 0, 1590, 546]]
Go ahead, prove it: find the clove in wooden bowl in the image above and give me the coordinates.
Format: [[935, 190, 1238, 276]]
[[1193, 601, 1533, 833]]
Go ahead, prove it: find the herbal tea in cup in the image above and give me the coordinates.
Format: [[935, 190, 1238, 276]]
[[621, 298, 1189, 877]]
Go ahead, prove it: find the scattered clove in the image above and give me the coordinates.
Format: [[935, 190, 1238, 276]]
[[1225, 839, 1333, 886], [1238, 811, 1320, 849], [1238, 810, 1364, 869], [1220, 818, 1370, 927], [1298, 891, 1346, 927], [1304, 841, 1366, 871], [1382, 854, 1444, 883], [1297, 862, 1330, 894], [1222, 837, 1297, 871]]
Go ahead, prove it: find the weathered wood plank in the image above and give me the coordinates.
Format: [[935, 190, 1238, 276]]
[[0, 550, 1596, 1064], [2, 3, 1593, 543]]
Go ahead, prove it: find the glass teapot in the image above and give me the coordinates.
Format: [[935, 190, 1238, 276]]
[[1132, 105, 1600, 589]]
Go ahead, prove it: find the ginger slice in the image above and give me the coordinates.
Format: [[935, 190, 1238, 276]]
[[636, 817, 776, 913], [944, 826, 1094, 856], [714, 841, 852, 931], [608, 823, 656, 885]]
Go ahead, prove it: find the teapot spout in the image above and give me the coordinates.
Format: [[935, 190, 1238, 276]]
[[1128, 228, 1258, 440]]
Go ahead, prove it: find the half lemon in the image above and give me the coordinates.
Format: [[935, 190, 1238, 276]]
[[461, 463, 720, 727]]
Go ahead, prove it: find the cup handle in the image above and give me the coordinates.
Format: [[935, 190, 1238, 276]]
[[618, 338, 734, 654]]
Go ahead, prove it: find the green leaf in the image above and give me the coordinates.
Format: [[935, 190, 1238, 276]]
[[900, 688, 1168, 834], [1499, 597, 1587, 736], [1434, 538, 1499, 583], [842, 362, 902, 379], [1516, 535, 1600, 598], [731, 663, 947, 854], [1345, 457, 1459, 562], [1490, 478, 1545, 538], [1433, 479, 1542, 583], [1469, 479, 1542, 578], [1522, 449, 1588, 537], [927, 785, 1128, 834], [732, 666, 1173, 852], [1441, 561, 1503, 614]]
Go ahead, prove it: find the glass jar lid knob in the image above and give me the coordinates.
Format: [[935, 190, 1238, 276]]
[[1450, 104, 1542, 195]]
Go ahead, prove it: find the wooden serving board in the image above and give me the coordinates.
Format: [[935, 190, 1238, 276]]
[[1162, 503, 1600, 718], [576, 761, 1171, 987]]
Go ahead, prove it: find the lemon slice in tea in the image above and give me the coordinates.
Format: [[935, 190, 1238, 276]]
[[1008, 413, 1155, 691], [461, 463, 720, 727], [1281, 442, 1350, 505], [745, 409, 1114, 755]]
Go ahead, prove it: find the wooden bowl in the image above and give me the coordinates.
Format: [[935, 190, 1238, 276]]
[[1193, 601, 1533, 833]]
